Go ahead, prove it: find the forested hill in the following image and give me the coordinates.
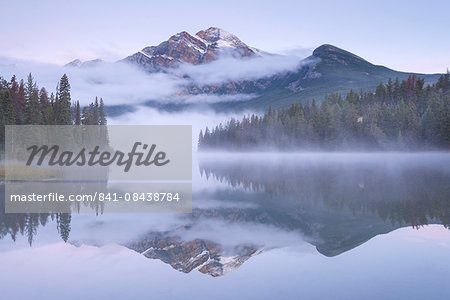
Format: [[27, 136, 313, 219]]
[[226, 44, 443, 111], [199, 73, 450, 151]]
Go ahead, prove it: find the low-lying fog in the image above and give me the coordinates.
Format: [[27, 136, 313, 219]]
[[108, 105, 251, 150]]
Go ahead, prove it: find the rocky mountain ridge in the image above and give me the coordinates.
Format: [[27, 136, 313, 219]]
[[122, 27, 262, 71]]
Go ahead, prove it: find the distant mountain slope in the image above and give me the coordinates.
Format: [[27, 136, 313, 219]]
[[230, 44, 442, 110]]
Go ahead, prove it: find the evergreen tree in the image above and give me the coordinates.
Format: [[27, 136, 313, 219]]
[[75, 101, 81, 125], [81, 106, 91, 125], [9, 75, 24, 124], [39, 88, 53, 124], [1, 89, 15, 125], [15, 79, 27, 124], [93, 97, 99, 125], [99, 98, 107, 125], [25, 73, 34, 104], [198, 130, 204, 149], [27, 87, 42, 124], [56, 74, 72, 125]]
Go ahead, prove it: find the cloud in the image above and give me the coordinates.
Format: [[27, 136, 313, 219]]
[[178, 219, 309, 249], [175, 53, 314, 86], [0, 52, 315, 106], [0, 57, 183, 106], [274, 46, 315, 58]]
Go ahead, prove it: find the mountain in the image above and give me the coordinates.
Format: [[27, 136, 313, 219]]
[[119, 28, 441, 110], [122, 27, 263, 71], [65, 58, 103, 68], [223, 44, 443, 110], [65, 27, 443, 111]]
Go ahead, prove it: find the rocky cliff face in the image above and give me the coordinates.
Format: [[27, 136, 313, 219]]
[[122, 27, 261, 71]]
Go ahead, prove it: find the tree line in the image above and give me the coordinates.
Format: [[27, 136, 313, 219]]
[[0, 73, 107, 127], [199, 72, 450, 151], [0, 73, 109, 156]]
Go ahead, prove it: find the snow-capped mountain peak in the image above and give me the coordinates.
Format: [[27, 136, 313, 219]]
[[122, 27, 262, 71], [196, 27, 245, 48]]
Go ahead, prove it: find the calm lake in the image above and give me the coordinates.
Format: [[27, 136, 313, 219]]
[[1, 153, 449, 300]]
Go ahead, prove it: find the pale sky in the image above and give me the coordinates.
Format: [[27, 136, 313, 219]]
[[1, 0, 449, 73]]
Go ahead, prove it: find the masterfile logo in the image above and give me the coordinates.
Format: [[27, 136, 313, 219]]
[[25, 142, 170, 172], [5, 125, 192, 181], [4, 125, 192, 214]]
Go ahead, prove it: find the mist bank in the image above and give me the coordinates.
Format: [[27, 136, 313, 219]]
[[0, 51, 308, 107]]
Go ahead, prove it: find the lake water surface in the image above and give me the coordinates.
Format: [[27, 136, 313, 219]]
[[1, 153, 449, 300]]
